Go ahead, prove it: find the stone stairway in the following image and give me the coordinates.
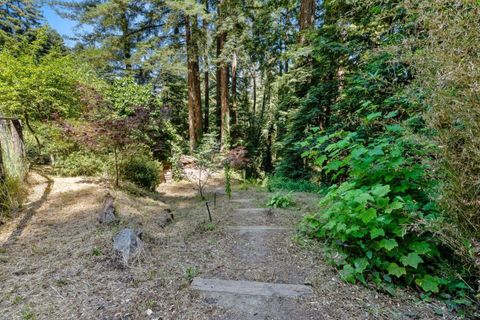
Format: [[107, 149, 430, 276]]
[[190, 198, 317, 319]]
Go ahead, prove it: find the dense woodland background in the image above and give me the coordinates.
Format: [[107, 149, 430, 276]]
[[0, 0, 479, 314]]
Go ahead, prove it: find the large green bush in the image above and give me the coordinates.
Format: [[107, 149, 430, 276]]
[[121, 153, 161, 191], [300, 122, 473, 302]]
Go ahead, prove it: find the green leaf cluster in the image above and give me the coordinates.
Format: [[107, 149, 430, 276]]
[[266, 193, 295, 208], [301, 119, 473, 299]]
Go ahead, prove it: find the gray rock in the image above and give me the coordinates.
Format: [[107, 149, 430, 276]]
[[113, 228, 143, 265], [99, 193, 118, 224]]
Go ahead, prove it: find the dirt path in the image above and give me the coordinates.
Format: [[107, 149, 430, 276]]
[[190, 200, 317, 319], [0, 175, 456, 319]]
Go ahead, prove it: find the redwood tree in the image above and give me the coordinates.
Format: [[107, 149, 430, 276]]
[[299, 0, 315, 44], [217, 0, 229, 149], [186, 14, 203, 150]]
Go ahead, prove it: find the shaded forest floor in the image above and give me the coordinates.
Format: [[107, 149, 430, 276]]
[[0, 170, 458, 319]]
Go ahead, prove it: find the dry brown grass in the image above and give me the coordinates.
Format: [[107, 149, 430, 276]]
[[407, 0, 480, 270], [0, 171, 458, 319]]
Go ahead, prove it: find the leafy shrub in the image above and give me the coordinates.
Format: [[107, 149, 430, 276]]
[[224, 164, 232, 200], [188, 133, 220, 199], [300, 126, 473, 300], [238, 178, 262, 190], [121, 153, 161, 191], [267, 193, 295, 208], [263, 175, 321, 193], [24, 122, 78, 165], [54, 151, 105, 177]]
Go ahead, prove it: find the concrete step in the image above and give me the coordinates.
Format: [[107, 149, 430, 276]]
[[226, 226, 292, 232], [233, 208, 268, 214], [191, 277, 313, 298]]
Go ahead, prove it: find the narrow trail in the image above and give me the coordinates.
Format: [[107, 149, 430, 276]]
[[185, 188, 455, 320], [190, 197, 317, 319]]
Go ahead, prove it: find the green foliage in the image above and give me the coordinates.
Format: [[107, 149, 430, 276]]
[[224, 164, 232, 200], [0, 0, 42, 43], [24, 122, 76, 164], [300, 122, 473, 300], [263, 175, 321, 193], [190, 133, 220, 198], [54, 152, 105, 177], [0, 35, 85, 121], [91, 247, 102, 256], [184, 266, 199, 282], [197, 220, 216, 233], [165, 122, 186, 181], [121, 153, 161, 191], [266, 193, 295, 208], [20, 308, 36, 320], [108, 77, 154, 116]]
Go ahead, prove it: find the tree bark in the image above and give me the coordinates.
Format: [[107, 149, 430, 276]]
[[186, 15, 203, 151], [217, 1, 229, 149], [264, 124, 273, 173], [299, 0, 315, 45], [220, 41, 229, 148], [251, 68, 257, 115], [215, 35, 222, 137], [231, 51, 238, 125], [203, 0, 210, 133], [204, 65, 210, 133], [24, 112, 41, 149], [215, 4, 222, 134]]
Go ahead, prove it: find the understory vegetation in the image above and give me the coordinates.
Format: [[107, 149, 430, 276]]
[[0, 0, 479, 315]]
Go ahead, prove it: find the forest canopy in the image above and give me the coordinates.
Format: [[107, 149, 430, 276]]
[[0, 0, 479, 312]]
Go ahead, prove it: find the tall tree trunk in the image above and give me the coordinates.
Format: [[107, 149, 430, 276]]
[[251, 68, 257, 115], [299, 0, 315, 45], [203, 0, 210, 133], [220, 36, 229, 148], [231, 51, 238, 125], [217, 1, 229, 149], [186, 15, 203, 151], [256, 72, 271, 142], [264, 124, 273, 173], [204, 64, 210, 133], [284, 10, 291, 72], [215, 4, 222, 134], [24, 112, 41, 149]]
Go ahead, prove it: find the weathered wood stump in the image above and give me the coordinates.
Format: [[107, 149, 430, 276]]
[[98, 193, 118, 224]]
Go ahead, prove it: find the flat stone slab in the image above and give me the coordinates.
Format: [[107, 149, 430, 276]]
[[226, 226, 292, 232], [191, 277, 313, 298]]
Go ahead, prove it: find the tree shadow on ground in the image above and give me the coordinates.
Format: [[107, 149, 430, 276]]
[[1, 171, 54, 247]]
